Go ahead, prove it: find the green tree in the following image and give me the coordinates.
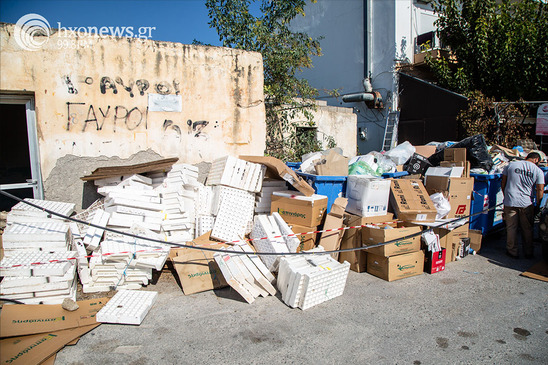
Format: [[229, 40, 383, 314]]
[[430, 0, 548, 100], [205, 0, 324, 160], [429, 0, 547, 145]]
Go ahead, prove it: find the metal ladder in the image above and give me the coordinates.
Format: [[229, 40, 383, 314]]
[[382, 111, 400, 151]]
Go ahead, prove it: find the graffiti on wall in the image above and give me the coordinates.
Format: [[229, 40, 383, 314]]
[[162, 119, 217, 139], [63, 75, 216, 139], [66, 102, 148, 132], [64, 76, 181, 97]]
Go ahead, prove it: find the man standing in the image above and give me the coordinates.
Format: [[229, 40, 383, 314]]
[[501, 152, 545, 259]]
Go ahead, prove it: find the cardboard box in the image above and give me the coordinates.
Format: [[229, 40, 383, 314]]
[[425, 249, 446, 274], [414, 145, 437, 158], [425, 176, 474, 219], [339, 213, 394, 272], [469, 229, 482, 253], [367, 250, 425, 282], [444, 148, 466, 162], [404, 153, 433, 175], [389, 179, 437, 222], [346, 176, 391, 217], [362, 221, 422, 257], [290, 224, 318, 252], [0, 298, 109, 338], [440, 160, 471, 178], [0, 324, 99, 365], [318, 197, 348, 260], [270, 192, 328, 227], [433, 224, 469, 263], [314, 150, 349, 176], [169, 232, 229, 295], [240, 155, 314, 196]]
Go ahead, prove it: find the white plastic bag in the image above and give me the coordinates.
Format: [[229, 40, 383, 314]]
[[421, 230, 441, 252], [300, 152, 322, 174], [385, 141, 416, 165], [430, 192, 451, 220]]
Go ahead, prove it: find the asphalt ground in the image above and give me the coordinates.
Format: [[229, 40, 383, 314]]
[[50, 230, 548, 365]]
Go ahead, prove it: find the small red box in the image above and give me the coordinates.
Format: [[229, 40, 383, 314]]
[[425, 248, 446, 274]]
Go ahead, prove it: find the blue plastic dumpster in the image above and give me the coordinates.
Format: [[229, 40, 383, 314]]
[[296, 172, 347, 213], [381, 171, 409, 179], [286, 162, 302, 171], [539, 167, 548, 208], [469, 173, 504, 235]]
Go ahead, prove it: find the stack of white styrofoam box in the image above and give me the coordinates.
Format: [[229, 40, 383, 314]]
[[96, 289, 158, 325], [213, 246, 277, 304], [97, 174, 161, 231], [81, 209, 111, 251], [210, 186, 256, 242], [154, 164, 201, 242], [69, 222, 92, 286], [194, 185, 215, 238], [1, 221, 72, 255], [6, 198, 75, 224], [207, 156, 265, 193], [83, 225, 172, 293], [158, 187, 195, 243], [277, 248, 350, 310], [0, 251, 77, 304], [255, 180, 289, 214], [250, 215, 290, 271]]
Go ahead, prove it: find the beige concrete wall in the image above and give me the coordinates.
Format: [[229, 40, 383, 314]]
[[291, 100, 357, 158], [0, 23, 266, 180], [312, 101, 357, 158]]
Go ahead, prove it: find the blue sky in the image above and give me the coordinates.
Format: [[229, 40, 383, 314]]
[[0, 0, 223, 46]]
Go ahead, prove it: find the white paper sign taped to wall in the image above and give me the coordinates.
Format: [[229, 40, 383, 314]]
[[148, 94, 183, 112]]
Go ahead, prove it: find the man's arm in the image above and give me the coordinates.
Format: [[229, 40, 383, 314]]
[[501, 174, 507, 194], [536, 184, 544, 206]]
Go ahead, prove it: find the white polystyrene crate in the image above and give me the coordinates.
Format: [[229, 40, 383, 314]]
[[96, 289, 158, 325], [83, 209, 110, 250], [272, 212, 300, 253], [105, 197, 164, 211], [2, 221, 69, 243], [105, 205, 165, 219], [239, 243, 275, 283], [195, 215, 215, 238], [222, 252, 263, 299], [229, 246, 277, 296], [195, 185, 214, 216], [9, 198, 75, 219], [2, 241, 71, 250], [277, 256, 307, 301], [251, 215, 289, 271], [210, 187, 255, 242], [300, 261, 350, 310], [0, 273, 74, 295], [0, 251, 76, 277], [286, 263, 320, 308], [213, 252, 255, 304]]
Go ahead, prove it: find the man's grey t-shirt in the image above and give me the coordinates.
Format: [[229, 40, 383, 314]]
[[502, 160, 545, 208]]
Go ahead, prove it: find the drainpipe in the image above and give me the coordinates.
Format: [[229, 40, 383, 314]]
[[364, 0, 372, 79]]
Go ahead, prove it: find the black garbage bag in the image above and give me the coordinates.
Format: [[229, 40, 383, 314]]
[[427, 134, 494, 171]]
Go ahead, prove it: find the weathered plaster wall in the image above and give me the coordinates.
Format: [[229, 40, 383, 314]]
[[0, 24, 266, 183], [312, 101, 357, 157]]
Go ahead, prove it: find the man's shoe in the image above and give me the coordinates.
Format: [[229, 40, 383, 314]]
[[506, 250, 519, 259], [524, 253, 534, 259]]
